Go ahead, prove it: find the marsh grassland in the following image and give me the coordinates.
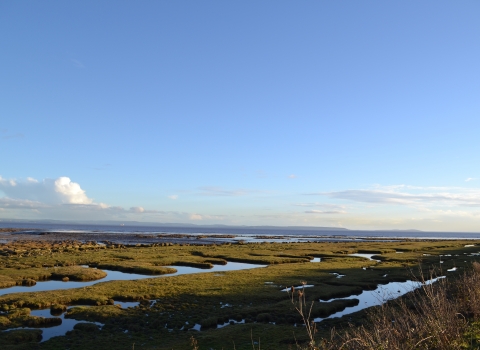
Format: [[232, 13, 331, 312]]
[[0, 235, 479, 349]]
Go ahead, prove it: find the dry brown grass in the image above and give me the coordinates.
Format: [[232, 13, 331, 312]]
[[301, 264, 480, 349]]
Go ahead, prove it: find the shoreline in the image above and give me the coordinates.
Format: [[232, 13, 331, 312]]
[[2, 229, 479, 246]]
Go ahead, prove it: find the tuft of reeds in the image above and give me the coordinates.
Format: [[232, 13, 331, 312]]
[[288, 281, 318, 350]]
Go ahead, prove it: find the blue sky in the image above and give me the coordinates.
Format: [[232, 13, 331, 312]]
[[1, 1, 480, 231]]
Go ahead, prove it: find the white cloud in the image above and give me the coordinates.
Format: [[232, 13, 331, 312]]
[[0, 197, 49, 210], [0, 176, 180, 220], [54, 177, 92, 204], [298, 203, 347, 214], [61, 203, 168, 215], [293, 203, 346, 210], [190, 213, 203, 220], [129, 206, 145, 213], [466, 178, 477, 182], [316, 186, 480, 208], [0, 176, 92, 204], [0, 176, 235, 224], [305, 209, 345, 214], [168, 195, 178, 200]]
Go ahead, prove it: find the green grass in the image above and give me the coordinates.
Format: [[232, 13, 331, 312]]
[[0, 239, 479, 349]]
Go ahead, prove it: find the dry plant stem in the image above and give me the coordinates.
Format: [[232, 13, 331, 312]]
[[251, 329, 260, 350], [190, 336, 199, 350], [289, 282, 318, 349]]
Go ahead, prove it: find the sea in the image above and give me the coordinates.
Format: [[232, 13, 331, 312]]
[[0, 221, 479, 240]]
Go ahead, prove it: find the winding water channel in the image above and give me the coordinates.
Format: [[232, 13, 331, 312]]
[[5, 277, 444, 342], [0, 262, 266, 296], [313, 277, 444, 322], [0, 254, 448, 342]]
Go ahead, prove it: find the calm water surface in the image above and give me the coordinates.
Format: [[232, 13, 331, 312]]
[[0, 262, 266, 296], [314, 277, 444, 322]]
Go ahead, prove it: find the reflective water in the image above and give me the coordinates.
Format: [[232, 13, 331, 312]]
[[220, 302, 232, 308], [313, 277, 444, 323], [349, 253, 381, 262], [0, 262, 266, 296], [217, 319, 245, 328], [115, 301, 139, 308], [4, 221, 480, 240], [2, 278, 445, 339], [330, 273, 345, 278], [3, 301, 142, 342], [281, 285, 314, 292], [4, 308, 104, 342]]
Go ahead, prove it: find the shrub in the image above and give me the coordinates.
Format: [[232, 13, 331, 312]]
[[50, 304, 67, 316], [256, 313, 272, 323], [200, 316, 218, 329]]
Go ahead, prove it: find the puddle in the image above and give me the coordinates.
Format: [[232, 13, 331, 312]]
[[465, 245, 475, 247], [330, 273, 345, 278], [3, 307, 104, 342], [281, 285, 314, 292], [447, 267, 457, 272], [217, 319, 245, 328], [264, 282, 280, 287], [0, 262, 266, 296], [115, 301, 139, 308], [349, 253, 381, 262], [194, 278, 444, 331], [313, 277, 444, 323], [310, 258, 321, 262], [1, 302, 140, 342]]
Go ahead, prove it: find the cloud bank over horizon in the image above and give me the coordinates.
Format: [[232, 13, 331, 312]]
[[1, 176, 480, 232], [0, 176, 176, 221]]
